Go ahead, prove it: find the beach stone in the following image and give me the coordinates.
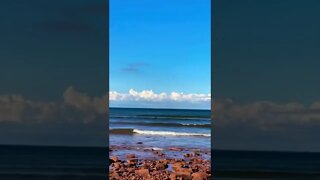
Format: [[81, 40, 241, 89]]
[[192, 172, 207, 180], [155, 161, 167, 170], [127, 158, 137, 166], [109, 172, 120, 179], [113, 162, 121, 169], [192, 164, 205, 171], [175, 171, 192, 180], [170, 173, 177, 180], [160, 159, 168, 164], [172, 162, 187, 171], [126, 154, 136, 159], [111, 156, 120, 162], [192, 157, 203, 163], [109, 158, 115, 165], [118, 167, 125, 173], [135, 168, 149, 177], [192, 152, 201, 157], [169, 147, 183, 151], [177, 167, 192, 174], [154, 151, 164, 155], [127, 167, 135, 173], [184, 153, 191, 158], [109, 145, 211, 180]]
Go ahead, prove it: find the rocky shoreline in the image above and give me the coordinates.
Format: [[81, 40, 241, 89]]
[[109, 145, 211, 179]]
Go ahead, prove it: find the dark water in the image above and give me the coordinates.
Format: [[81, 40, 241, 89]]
[[214, 150, 320, 179], [0, 145, 106, 180], [109, 108, 211, 149], [2, 146, 320, 179]]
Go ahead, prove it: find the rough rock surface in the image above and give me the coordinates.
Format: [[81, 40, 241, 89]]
[[109, 146, 211, 179]]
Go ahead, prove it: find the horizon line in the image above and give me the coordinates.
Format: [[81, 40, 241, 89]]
[[109, 106, 211, 111]]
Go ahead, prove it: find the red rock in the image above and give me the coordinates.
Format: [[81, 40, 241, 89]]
[[109, 172, 120, 179], [126, 154, 136, 159], [118, 167, 125, 173], [108, 146, 211, 179], [109, 159, 115, 165], [172, 162, 187, 171], [135, 168, 149, 177], [177, 167, 192, 174], [127, 167, 135, 173], [112, 162, 121, 169], [170, 173, 177, 180], [192, 172, 207, 180], [154, 151, 165, 157], [175, 171, 192, 179], [169, 147, 183, 151], [160, 159, 168, 164], [127, 158, 137, 166], [184, 153, 191, 157], [110, 156, 120, 162], [155, 161, 167, 170]]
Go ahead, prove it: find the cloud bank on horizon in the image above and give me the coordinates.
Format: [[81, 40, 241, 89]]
[[0, 86, 107, 146], [0, 87, 211, 125], [2, 86, 320, 151], [0, 87, 106, 124], [109, 89, 211, 109], [214, 98, 320, 152]]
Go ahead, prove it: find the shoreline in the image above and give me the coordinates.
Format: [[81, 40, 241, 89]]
[[109, 145, 211, 179]]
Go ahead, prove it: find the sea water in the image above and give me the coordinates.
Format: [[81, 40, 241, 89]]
[[109, 107, 211, 150]]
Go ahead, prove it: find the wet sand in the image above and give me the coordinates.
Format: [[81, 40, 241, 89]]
[[109, 145, 211, 179]]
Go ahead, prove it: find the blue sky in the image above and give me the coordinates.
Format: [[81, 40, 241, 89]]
[[109, 0, 211, 109]]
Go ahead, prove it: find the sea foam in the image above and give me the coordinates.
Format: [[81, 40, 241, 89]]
[[133, 129, 210, 137]]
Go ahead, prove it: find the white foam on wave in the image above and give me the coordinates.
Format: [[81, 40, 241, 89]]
[[132, 129, 210, 137], [181, 123, 208, 126]]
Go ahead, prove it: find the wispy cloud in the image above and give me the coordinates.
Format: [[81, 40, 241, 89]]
[[0, 87, 211, 123]]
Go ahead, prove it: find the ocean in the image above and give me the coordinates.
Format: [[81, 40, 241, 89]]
[[1, 145, 320, 179], [2, 108, 319, 179], [214, 150, 320, 179], [109, 107, 211, 151], [0, 145, 106, 179]]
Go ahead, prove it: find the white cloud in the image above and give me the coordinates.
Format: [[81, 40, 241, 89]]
[[0, 87, 107, 124], [215, 99, 320, 130], [0, 95, 28, 122], [109, 89, 211, 103]]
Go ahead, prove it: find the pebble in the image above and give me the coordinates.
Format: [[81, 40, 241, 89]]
[[109, 149, 211, 179]]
